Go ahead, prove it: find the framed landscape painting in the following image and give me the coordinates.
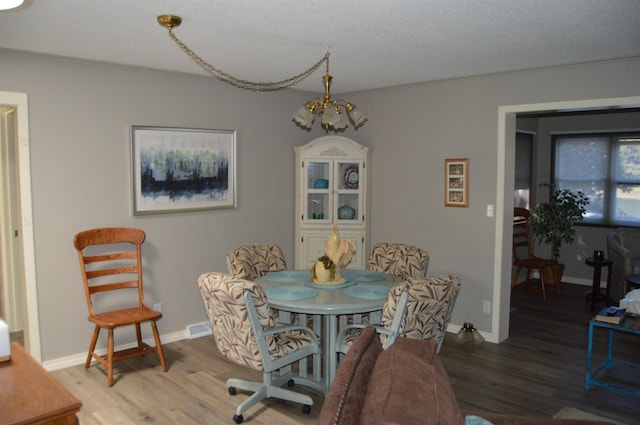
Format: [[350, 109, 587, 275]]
[[131, 126, 236, 215], [444, 158, 469, 207]]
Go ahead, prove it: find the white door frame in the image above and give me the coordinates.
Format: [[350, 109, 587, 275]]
[[494, 96, 640, 343], [0, 91, 40, 361]]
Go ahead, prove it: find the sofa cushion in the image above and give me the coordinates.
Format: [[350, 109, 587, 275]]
[[360, 337, 464, 425], [317, 326, 383, 425]]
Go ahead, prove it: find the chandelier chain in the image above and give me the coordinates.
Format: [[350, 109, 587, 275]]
[[168, 29, 329, 92]]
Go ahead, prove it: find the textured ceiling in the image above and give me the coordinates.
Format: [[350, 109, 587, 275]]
[[1, 0, 639, 94]]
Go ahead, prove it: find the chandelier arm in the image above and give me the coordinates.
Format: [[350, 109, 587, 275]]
[[168, 29, 329, 92], [333, 98, 349, 106]]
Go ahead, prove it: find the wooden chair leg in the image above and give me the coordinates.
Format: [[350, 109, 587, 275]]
[[151, 321, 168, 372], [86, 325, 100, 368], [135, 323, 143, 348], [107, 328, 115, 387], [511, 267, 522, 289], [553, 267, 562, 295], [539, 267, 547, 302]]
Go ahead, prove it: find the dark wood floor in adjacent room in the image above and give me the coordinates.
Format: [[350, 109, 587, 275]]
[[441, 282, 638, 425], [50, 282, 638, 424]]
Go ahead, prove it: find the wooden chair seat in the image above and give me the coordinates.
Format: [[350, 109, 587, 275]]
[[89, 306, 163, 328]]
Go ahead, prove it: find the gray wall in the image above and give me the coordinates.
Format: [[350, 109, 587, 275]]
[[340, 58, 640, 333], [1, 51, 326, 361], [2, 49, 640, 362]]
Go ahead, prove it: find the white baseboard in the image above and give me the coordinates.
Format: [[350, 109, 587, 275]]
[[562, 276, 592, 286], [42, 329, 187, 372]]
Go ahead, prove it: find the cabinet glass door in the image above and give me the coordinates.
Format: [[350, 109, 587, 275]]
[[304, 160, 332, 222], [335, 161, 362, 223]]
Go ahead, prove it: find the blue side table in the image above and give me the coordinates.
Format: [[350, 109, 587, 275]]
[[585, 316, 640, 397]]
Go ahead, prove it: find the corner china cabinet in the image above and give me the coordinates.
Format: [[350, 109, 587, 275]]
[[294, 136, 372, 270]]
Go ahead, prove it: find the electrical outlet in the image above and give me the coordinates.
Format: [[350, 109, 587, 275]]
[[482, 300, 491, 314], [153, 303, 161, 312]]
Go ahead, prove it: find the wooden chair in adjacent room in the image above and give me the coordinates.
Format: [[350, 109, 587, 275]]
[[512, 207, 560, 302], [73, 227, 167, 386]]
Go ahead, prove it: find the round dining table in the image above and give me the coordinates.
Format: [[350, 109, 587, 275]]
[[254, 269, 401, 391]]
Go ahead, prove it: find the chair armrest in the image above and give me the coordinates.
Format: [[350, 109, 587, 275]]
[[336, 323, 379, 354], [261, 323, 319, 344], [245, 300, 321, 346], [336, 323, 367, 341], [336, 290, 409, 353]]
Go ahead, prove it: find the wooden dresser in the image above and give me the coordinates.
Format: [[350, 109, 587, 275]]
[[0, 343, 82, 425]]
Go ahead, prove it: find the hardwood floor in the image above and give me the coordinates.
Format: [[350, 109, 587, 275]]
[[50, 283, 638, 424], [444, 282, 638, 425]]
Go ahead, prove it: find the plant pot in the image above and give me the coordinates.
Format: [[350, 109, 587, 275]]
[[542, 262, 565, 287]]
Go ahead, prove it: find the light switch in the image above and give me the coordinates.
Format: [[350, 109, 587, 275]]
[[486, 204, 495, 217]]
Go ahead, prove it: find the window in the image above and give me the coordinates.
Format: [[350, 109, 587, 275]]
[[553, 133, 640, 226]]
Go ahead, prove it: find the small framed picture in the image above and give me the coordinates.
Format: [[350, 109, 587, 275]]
[[444, 158, 468, 207], [131, 126, 236, 215]]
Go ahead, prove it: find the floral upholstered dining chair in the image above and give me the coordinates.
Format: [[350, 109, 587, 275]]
[[197, 272, 323, 424], [226, 244, 287, 280], [337, 274, 461, 354], [366, 242, 429, 279]]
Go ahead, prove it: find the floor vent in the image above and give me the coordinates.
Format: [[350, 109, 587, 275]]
[[186, 321, 212, 339]]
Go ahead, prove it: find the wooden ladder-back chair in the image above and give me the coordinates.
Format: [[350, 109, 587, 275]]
[[512, 208, 560, 302], [73, 227, 167, 386]]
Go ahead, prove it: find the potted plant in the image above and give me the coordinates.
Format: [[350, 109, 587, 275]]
[[530, 183, 590, 283]]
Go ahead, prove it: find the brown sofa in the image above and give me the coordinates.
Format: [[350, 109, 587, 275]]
[[317, 326, 613, 425]]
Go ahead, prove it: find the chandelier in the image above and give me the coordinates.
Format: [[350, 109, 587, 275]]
[[157, 15, 366, 132], [291, 55, 367, 132]]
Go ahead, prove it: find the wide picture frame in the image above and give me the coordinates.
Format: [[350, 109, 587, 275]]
[[131, 126, 237, 215], [444, 158, 469, 208]]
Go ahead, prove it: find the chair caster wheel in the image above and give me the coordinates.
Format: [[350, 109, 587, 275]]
[[302, 405, 311, 415], [233, 414, 244, 424], [228, 387, 237, 396], [287, 379, 295, 387]]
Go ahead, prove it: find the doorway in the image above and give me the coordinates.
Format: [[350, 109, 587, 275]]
[[0, 105, 24, 335], [494, 96, 640, 343], [0, 91, 40, 360]]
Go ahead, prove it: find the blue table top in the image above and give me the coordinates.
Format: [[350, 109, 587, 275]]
[[256, 270, 400, 315]]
